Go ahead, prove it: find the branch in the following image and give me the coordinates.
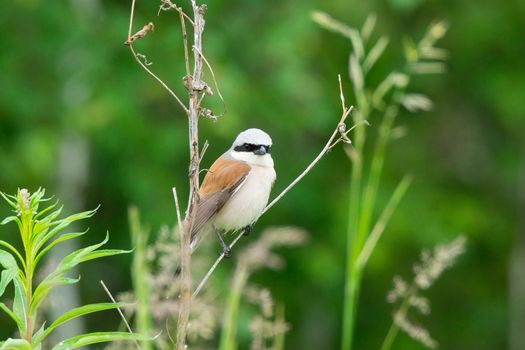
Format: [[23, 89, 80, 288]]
[[100, 280, 141, 350], [192, 75, 358, 298], [127, 0, 189, 115], [176, 1, 206, 349]]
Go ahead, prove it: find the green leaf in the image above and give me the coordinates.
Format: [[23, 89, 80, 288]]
[[0, 240, 25, 267], [32, 322, 46, 348], [34, 207, 98, 252], [12, 277, 27, 334], [51, 332, 152, 350], [33, 200, 59, 220], [34, 230, 88, 266], [31, 277, 80, 315], [0, 191, 18, 209], [0, 249, 19, 297], [48, 232, 124, 278], [78, 248, 132, 264], [36, 205, 63, 226], [0, 215, 21, 226], [32, 234, 128, 314], [0, 338, 32, 350], [37, 302, 131, 343], [363, 35, 389, 74], [0, 302, 24, 331]]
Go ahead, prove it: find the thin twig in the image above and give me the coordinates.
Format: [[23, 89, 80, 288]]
[[129, 46, 189, 114], [159, 0, 195, 26], [127, 0, 189, 114], [192, 75, 356, 298], [193, 45, 228, 116], [100, 280, 141, 350], [128, 0, 136, 41], [172, 187, 183, 229], [179, 10, 191, 77], [198, 140, 209, 164]]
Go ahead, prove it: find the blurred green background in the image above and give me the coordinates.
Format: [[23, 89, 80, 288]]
[[1, 0, 523, 349]]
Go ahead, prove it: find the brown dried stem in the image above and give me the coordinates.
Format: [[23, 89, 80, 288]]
[[127, 0, 189, 114], [174, 1, 206, 349], [127, 0, 209, 348]]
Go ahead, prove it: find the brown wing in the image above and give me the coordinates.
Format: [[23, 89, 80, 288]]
[[189, 157, 250, 245]]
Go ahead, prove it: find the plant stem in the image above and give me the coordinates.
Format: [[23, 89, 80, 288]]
[[20, 202, 34, 343], [380, 283, 416, 350], [357, 104, 398, 249], [176, 1, 205, 349], [129, 207, 152, 350], [341, 96, 368, 350], [219, 264, 247, 350]]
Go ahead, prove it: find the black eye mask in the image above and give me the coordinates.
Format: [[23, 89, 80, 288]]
[[234, 143, 271, 154]]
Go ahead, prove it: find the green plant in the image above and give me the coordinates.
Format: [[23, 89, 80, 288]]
[[219, 227, 307, 350], [0, 188, 148, 349], [312, 12, 448, 350], [382, 235, 466, 350]]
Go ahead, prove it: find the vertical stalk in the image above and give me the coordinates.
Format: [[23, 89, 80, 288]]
[[356, 104, 399, 248], [19, 194, 34, 343], [219, 264, 248, 350], [176, 2, 205, 349], [129, 207, 152, 350], [341, 73, 370, 350], [342, 75, 409, 350]]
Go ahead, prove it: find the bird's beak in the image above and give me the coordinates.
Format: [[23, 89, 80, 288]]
[[254, 146, 267, 156]]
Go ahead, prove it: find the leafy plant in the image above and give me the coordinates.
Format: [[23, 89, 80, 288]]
[[312, 12, 449, 350], [0, 188, 147, 349]]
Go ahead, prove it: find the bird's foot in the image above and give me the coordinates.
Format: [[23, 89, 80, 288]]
[[221, 245, 232, 258], [242, 224, 253, 236]]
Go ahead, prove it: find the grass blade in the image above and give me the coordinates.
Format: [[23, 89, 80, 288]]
[[356, 175, 413, 269]]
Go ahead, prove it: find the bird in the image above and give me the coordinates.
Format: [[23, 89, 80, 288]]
[[188, 128, 276, 257]]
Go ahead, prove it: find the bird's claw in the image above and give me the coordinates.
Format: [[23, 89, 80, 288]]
[[242, 225, 253, 236], [222, 246, 232, 258]]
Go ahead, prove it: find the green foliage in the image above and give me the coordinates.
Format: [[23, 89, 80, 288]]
[[0, 1, 520, 349], [314, 13, 448, 350], [0, 188, 134, 348]]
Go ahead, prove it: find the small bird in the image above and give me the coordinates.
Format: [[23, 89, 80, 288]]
[[188, 128, 276, 256]]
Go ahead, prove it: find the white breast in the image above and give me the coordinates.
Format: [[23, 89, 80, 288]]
[[213, 165, 276, 232]]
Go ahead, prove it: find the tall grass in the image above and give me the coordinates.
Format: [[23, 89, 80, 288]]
[[129, 206, 153, 350], [312, 12, 448, 350]]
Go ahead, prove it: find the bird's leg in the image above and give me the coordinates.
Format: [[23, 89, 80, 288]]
[[213, 225, 231, 258], [242, 224, 253, 236]]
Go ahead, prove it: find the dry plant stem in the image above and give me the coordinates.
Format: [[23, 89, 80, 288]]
[[193, 45, 227, 115], [177, 6, 191, 76], [127, 0, 188, 115], [172, 188, 183, 229], [192, 75, 354, 298], [100, 280, 141, 350], [175, 1, 206, 349]]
